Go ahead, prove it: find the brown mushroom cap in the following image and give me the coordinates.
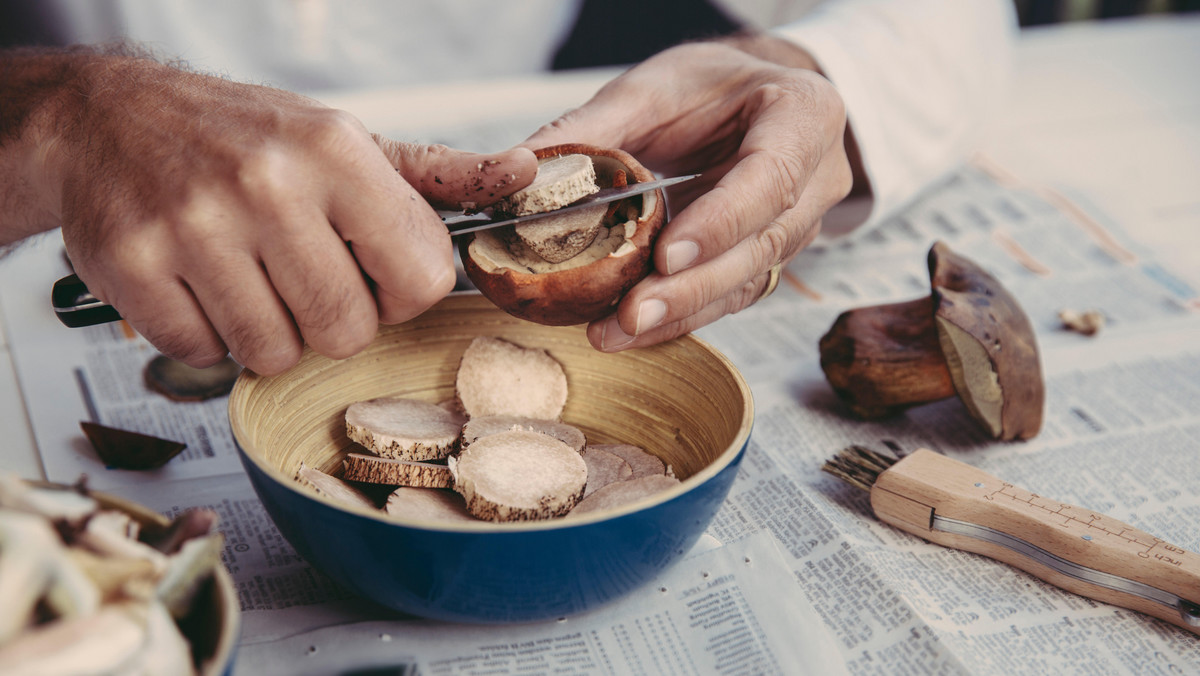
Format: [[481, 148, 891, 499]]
[[459, 143, 666, 326], [928, 241, 1044, 440]]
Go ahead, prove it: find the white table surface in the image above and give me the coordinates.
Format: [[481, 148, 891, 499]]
[[2, 14, 1198, 475]]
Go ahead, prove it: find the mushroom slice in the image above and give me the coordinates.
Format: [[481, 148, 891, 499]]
[[139, 508, 219, 555], [295, 463, 377, 511], [342, 453, 453, 488], [492, 154, 599, 217], [495, 148, 606, 263], [0, 601, 152, 676], [449, 430, 586, 522], [510, 204, 608, 264], [461, 415, 585, 452], [818, 241, 1044, 441], [0, 511, 83, 642], [156, 532, 224, 620], [0, 474, 97, 525], [580, 447, 634, 496], [570, 475, 681, 516], [385, 487, 475, 523], [345, 397, 465, 461], [454, 336, 568, 420], [144, 354, 241, 402], [587, 443, 672, 479]]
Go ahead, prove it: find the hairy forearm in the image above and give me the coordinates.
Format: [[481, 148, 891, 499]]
[[0, 44, 156, 246], [2, 46, 92, 245]]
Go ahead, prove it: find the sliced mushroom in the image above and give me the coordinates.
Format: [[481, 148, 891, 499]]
[[384, 487, 475, 523], [454, 336, 568, 420], [570, 475, 681, 516], [493, 153, 607, 264], [449, 430, 587, 522], [144, 354, 242, 402], [492, 153, 599, 218], [341, 453, 453, 489], [819, 241, 1044, 440], [344, 397, 465, 461], [295, 463, 377, 511], [460, 415, 586, 452]]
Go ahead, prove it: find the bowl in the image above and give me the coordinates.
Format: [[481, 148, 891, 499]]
[[24, 483, 240, 675], [228, 292, 753, 624]]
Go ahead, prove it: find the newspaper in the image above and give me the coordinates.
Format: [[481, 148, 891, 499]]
[[2, 152, 1199, 673]]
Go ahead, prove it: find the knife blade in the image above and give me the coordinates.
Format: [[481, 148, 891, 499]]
[[443, 174, 699, 237]]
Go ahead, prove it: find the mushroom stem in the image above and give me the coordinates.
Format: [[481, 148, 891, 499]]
[[819, 296, 956, 418]]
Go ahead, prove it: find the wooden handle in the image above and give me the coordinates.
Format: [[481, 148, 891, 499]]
[[870, 449, 1200, 634]]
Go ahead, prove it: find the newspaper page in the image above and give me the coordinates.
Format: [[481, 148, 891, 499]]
[[2, 114, 1199, 673], [697, 163, 1200, 675]]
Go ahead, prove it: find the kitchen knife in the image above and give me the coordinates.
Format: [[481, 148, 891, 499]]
[[50, 174, 698, 327]]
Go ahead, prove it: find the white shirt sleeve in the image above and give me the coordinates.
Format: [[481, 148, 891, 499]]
[[771, 0, 1019, 236]]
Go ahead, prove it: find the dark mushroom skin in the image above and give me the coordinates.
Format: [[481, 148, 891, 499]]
[[818, 241, 1044, 441], [929, 241, 1044, 440]]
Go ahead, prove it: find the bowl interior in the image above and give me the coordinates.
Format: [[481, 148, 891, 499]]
[[230, 292, 753, 527]]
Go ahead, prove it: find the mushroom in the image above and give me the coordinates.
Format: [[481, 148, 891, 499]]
[[80, 421, 187, 471], [459, 144, 667, 326], [0, 476, 223, 675], [818, 241, 1044, 440]]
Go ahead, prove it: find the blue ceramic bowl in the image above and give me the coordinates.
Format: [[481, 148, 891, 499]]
[[228, 293, 753, 623]]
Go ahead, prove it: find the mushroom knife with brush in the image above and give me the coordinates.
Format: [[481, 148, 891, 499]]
[[822, 446, 1200, 634]]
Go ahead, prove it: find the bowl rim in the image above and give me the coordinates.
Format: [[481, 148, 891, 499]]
[[27, 481, 240, 676], [229, 297, 755, 533]]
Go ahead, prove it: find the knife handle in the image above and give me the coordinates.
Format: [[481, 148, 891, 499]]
[[51, 273, 122, 327], [870, 449, 1200, 634]]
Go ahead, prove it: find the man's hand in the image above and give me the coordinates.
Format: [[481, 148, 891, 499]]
[[6, 51, 536, 375], [523, 36, 855, 351]]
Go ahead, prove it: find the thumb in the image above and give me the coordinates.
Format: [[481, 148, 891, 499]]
[[372, 136, 537, 209]]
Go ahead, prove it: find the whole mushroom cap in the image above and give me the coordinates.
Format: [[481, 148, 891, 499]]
[[929, 241, 1045, 440], [459, 143, 667, 326]]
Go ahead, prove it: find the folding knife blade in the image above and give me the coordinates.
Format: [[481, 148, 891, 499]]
[[444, 174, 699, 237]]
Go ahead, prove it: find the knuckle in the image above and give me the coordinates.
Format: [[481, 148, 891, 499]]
[[292, 282, 376, 359], [225, 319, 303, 376], [766, 150, 809, 212], [235, 147, 296, 209], [730, 278, 762, 315], [307, 108, 368, 149], [755, 219, 791, 266]]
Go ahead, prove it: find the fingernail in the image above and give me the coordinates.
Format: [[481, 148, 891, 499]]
[[635, 299, 667, 335], [665, 240, 700, 274], [600, 317, 635, 351]]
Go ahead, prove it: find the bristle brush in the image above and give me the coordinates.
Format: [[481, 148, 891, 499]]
[[822, 446, 1200, 634]]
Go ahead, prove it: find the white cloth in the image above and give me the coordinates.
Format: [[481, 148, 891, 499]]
[[776, 0, 1018, 234], [42, 0, 1016, 234], [44, 0, 580, 89]]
